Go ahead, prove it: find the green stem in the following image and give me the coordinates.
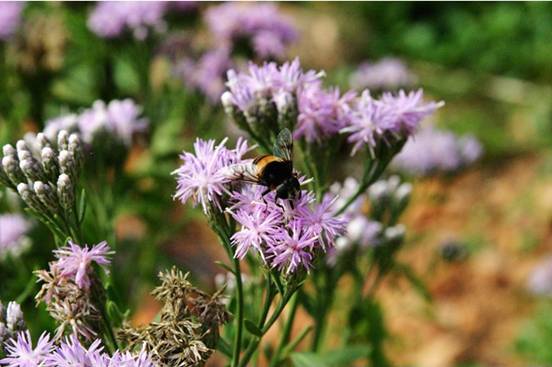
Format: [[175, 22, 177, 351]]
[[270, 292, 299, 367], [231, 256, 245, 367]]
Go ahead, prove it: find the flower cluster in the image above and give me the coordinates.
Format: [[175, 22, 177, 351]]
[[173, 137, 251, 214], [327, 176, 411, 265], [35, 241, 112, 340], [391, 126, 483, 176], [205, 3, 297, 59], [349, 58, 417, 91], [0, 131, 82, 238], [229, 185, 345, 274], [222, 59, 443, 151], [176, 48, 233, 103], [0, 301, 25, 349], [88, 1, 167, 40], [0, 2, 24, 41], [342, 90, 445, 155], [119, 267, 229, 367], [0, 214, 31, 260], [0, 332, 154, 367], [44, 99, 148, 147]]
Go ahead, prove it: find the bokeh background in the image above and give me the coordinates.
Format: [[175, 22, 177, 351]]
[[2, 2, 552, 366]]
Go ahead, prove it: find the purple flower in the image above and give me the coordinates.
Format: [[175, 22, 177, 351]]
[[349, 58, 416, 91], [205, 3, 297, 58], [0, 331, 53, 367], [43, 335, 103, 367], [268, 222, 318, 274], [88, 2, 168, 40], [177, 48, 233, 103], [391, 126, 482, 176], [295, 194, 345, 249], [230, 205, 282, 260], [53, 241, 112, 290], [295, 85, 356, 142], [44, 99, 147, 146], [0, 2, 24, 41], [0, 214, 31, 259], [173, 137, 251, 214], [341, 89, 444, 155], [108, 347, 154, 367], [527, 256, 552, 297]]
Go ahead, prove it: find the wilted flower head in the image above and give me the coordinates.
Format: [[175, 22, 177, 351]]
[[0, 2, 24, 40], [350, 58, 416, 91], [392, 126, 482, 176], [341, 89, 444, 155], [0, 331, 53, 367], [173, 137, 251, 214], [0, 214, 31, 260], [205, 2, 297, 59], [53, 241, 112, 290], [88, 1, 168, 40]]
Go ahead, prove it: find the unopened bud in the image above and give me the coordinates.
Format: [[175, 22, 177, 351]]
[[15, 140, 28, 154], [41, 147, 58, 177], [394, 183, 412, 203], [58, 150, 76, 178], [36, 133, 51, 150], [17, 183, 35, 208], [221, 91, 234, 109], [2, 144, 16, 157], [2, 155, 24, 184], [5, 302, 24, 331], [34, 181, 58, 212], [368, 180, 389, 203], [57, 130, 69, 150], [19, 157, 42, 182], [384, 224, 405, 244], [57, 173, 74, 210], [68, 134, 82, 169]]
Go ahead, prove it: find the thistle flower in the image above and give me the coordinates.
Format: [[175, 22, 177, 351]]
[[0, 2, 24, 41], [173, 137, 251, 214], [0, 214, 31, 260], [53, 241, 112, 290], [43, 335, 103, 367], [349, 58, 416, 91], [268, 222, 318, 275], [0, 331, 53, 367], [342, 89, 444, 156], [205, 3, 297, 59], [391, 126, 483, 176], [88, 2, 168, 40], [295, 85, 356, 142]]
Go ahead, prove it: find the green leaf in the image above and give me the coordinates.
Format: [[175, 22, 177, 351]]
[[290, 345, 371, 367], [216, 337, 232, 358], [244, 319, 263, 337], [78, 188, 87, 225]]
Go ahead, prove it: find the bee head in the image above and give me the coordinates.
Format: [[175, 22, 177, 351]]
[[276, 176, 301, 200]]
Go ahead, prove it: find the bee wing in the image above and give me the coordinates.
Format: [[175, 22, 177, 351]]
[[273, 128, 293, 161], [222, 162, 260, 184]]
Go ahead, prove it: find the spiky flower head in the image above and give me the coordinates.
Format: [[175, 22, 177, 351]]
[[0, 331, 53, 367]]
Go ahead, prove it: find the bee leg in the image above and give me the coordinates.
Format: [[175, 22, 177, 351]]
[[288, 199, 295, 210]]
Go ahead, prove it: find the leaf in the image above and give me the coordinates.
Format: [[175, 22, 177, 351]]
[[78, 188, 87, 225], [216, 337, 232, 357], [244, 319, 263, 337], [290, 345, 371, 367]]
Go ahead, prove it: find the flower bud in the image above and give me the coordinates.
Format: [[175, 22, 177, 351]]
[[384, 224, 405, 244], [15, 140, 29, 154], [2, 155, 25, 185], [57, 130, 69, 150], [68, 134, 82, 169], [5, 302, 24, 331], [19, 156, 43, 182], [36, 133, 51, 150], [57, 173, 74, 210], [2, 144, 16, 157], [221, 91, 234, 110], [58, 149, 77, 181], [34, 181, 58, 213], [17, 183, 37, 209], [368, 180, 389, 203], [41, 147, 58, 177]]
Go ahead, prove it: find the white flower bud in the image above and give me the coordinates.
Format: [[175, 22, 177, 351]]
[[57, 130, 69, 150], [15, 140, 28, 153], [2, 144, 16, 157], [368, 180, 389, 202], [17, 183, 34, 206], [395, 183, 412, 203], [17, 150, 31, 162], [57, 173, 74, 210], [19, 157, 42, 181], [5, 302, 24, 330], [384, 224, 405, 243], [36, 133, 51, 150], [221, 91, 234, 109]]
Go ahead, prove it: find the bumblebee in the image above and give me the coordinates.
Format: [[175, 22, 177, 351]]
[[228, 128, 301, 203]]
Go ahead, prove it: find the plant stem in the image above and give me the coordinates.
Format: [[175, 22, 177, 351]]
[[231, 256, 244, 367], [270, 292, 299, 367]]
